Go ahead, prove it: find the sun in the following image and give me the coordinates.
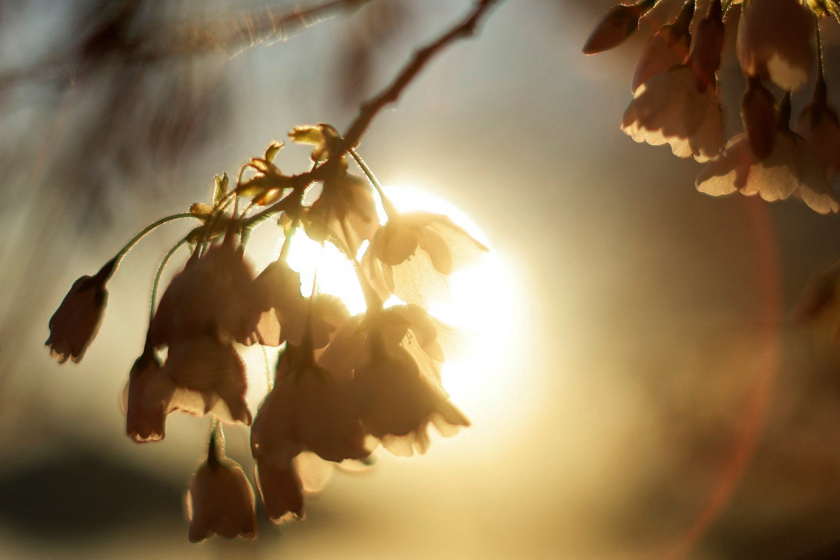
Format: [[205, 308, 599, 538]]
[[271, 183, 522, 424]]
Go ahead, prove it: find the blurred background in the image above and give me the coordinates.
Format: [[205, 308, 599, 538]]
[[5, 0, 840, 558]]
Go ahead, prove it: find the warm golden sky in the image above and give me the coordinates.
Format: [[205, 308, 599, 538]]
[[5, 0, 840, 558]]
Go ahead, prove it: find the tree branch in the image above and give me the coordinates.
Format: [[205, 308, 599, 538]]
[[241, 0, 504, 227], [339, 0, 503, 151]]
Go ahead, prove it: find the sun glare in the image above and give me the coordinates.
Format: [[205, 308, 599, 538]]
[[271, 184, 522, 424]]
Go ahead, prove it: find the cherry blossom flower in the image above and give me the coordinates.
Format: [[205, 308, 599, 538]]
[[150, 237, 262, 348], [123, 347, 166, 443], [316, 303, 468, 457], [697, 94, 840, 214], [353, 343, 469, 457], [621, 65, 724, 162], [737, 0, 815, 92], [252, 260, 350, 348], [363, 211, 488, 307], [288, 123, 380, 255], [741, 76, 778, 160], [46, 258, 115, 363], [254, 456, 304, 523], [143, 334, 252, 426], [187, 432, 257, 542], [251, 345, 371, 466], [318, 304, 462, 387], [621, 1, 725, 163], [631, 0, 693, 93], [305, 168, 379, 256]]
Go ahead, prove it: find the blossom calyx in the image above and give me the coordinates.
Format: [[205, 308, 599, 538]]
[[737, 0, 815, 92]]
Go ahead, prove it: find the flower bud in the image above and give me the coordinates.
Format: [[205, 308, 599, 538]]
[[689, 0, 725, 91], [187, 432, 257, 542], [46, 257, 115, 364], [582, 0, 656, 55], [631, 0, 694, 93]]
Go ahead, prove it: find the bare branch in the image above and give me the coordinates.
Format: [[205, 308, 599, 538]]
[[340, 0, 503, 151]]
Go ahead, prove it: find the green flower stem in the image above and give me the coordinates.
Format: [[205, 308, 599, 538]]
[[109, 213, 199, 279], [149, 238, 188, 325], [349, 148, 398, 219]]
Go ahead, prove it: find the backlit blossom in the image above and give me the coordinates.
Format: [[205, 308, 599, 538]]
[[144, 334, 252, 426], [46, 258, 114, 363], [737, 0, 815, 92], [305, 168, 379, 256], [363, 211, 488, 307], [252, 260, 350, 348], [251, 347, 370, 466], [353, 344, 469, 457], [254, 456, 304, 523], [697, 95, 840, 214], [150, 237, 262, 347], [318, 304, 462, 386], [187, 434, 257, 542], [123, 348, 166, 442], [622, 66, 724, 162]]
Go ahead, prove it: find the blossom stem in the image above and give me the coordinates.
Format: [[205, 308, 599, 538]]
[[349, 148, 398, 219], [279, 222, 297, 262], [110, 213, 199, 278], [816, 18, 826, 83], [149, 238, 189, 325]]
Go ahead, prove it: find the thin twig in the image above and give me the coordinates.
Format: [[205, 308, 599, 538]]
[[339, 0, 503, 152], [241, 0, 504, 227]]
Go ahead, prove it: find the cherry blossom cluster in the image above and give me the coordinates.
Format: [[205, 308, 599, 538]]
[[584, 0, 840, 214], [45, 125, 487, 541]]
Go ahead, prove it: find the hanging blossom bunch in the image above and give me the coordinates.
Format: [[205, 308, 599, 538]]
[[45, 125, 487, 541], [584, 0, 840, 214], [44, 0, 501, 541]]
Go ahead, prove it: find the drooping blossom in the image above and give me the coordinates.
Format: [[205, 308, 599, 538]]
[[123, 346, 166, 442], [187, 432, 257, 542], [290, 124, 380, 255], [46, 257, 115, 363], [741, 76, 778, 160], [318, 304, 462, 386], [143, 334, 252, 426], [582, 0, 657, 55], [318, 304, 469, 457], [352, 343, 470, 457], [736, 0, 815, 92], [251, 260, 350, 348], [631, 0, 693, 93], [697, 94, 840, 214], [621, 1, 725, 162], [796, 77, 840, 180], [251, 344, 371, 467], [254, 456, 304, 523], [150, 236, 262, 347], [363, 211, 488, 307], [305, 169, 379, 256]]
